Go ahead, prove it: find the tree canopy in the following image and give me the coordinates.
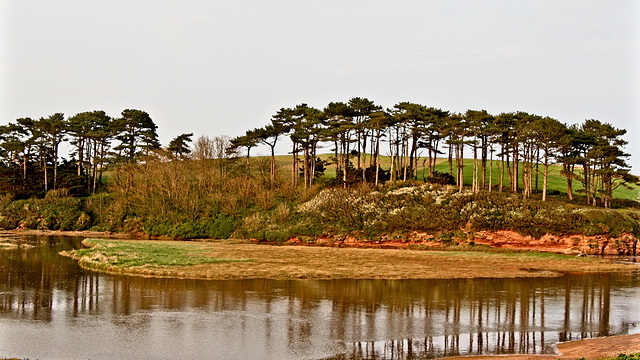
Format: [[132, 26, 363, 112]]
[[1, 101, 635, 208]]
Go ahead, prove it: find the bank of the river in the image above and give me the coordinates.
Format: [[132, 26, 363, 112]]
[[2, 339, 638, 360], [0, 229, 132, 239], [442, 333, 640, 360], [58, 238, 638, 280]]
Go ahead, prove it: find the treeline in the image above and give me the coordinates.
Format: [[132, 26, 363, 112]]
[[231, 98, 635, 208], [0, 99, 636, 209], [0, 109, 159, 198], [1, 101, 639, 240]]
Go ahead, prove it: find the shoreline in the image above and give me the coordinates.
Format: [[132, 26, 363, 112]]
[[0, 229, 135, 239], [57, 238, 639, 281], [4, 229, 639, 281], [440, 333, 640, 360], [4, 228, 638, 257]]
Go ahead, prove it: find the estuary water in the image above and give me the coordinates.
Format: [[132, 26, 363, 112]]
[[0, 234, 639, 360]]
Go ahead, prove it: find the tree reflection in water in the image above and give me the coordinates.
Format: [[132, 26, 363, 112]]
[[0, 235, 638, 360], [324, 273, 638, 359]]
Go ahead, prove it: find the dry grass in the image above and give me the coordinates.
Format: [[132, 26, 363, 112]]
[[62, 239, 638, 280]]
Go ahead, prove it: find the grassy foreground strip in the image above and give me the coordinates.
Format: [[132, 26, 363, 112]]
[[61, 239, 638, 280], [60, 239, 251, 278]]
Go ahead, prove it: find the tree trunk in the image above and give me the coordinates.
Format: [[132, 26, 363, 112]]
[[409, 134, 418, 179], [77, 138, 84, 176], [334, 140, 340, 176], [473, 144, 478, 193], [311, 142, 317, 186], [362, 134, 367, 182], [513, 146, 519, 193], [448, 141, 453, 176], [522, 145, 529, 199], [542, 153, 549, 202], [390, 152, 395, 183], [303, 146, 309, 190], [375, 133, 380, 187], [405, 135, 410, 181], [85, 139, 92, 189], [500, 150, 505, 192], [23, 154, 27, 180], [535, 148, 540, 193], [43, 153, 48, 192], [270, 145, 276, 189], [481, 140, 486, 189], [98, 143, 106, 190], [427, 143, 433, 178], [53, 142, 59, 190], [343, 139, 349, 188], [456, 143, 464, 192], [505, 146, 512, 192], [488, 149, 493, 193], [92, 159, 98, 194], [356, 129, 361, 171], [584, 165, 591, 205], [291, 143, 297, 188], [245, 147, 251, 176], [370, 136, 375, 167]]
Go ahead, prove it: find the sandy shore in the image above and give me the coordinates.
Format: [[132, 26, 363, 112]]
[[442, 333, 640, 360]]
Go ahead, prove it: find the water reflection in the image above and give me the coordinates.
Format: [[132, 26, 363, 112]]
[[0, 235, 638, 360], [326, 273, 639, 359]]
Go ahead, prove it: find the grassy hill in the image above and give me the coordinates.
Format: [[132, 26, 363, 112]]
[[3, 153, 639, 242], [268, 153, 639, 201]]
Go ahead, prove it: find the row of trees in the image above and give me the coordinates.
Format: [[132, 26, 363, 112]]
[[229, 98, 633, 208], [0, 109, 160, 196], [1, 100, 634, 208]]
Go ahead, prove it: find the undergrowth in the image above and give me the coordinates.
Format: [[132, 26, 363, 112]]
[[2, 174, 639, 243]]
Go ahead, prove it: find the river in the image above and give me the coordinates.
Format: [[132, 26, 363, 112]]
[[0, 234, 638, 360]]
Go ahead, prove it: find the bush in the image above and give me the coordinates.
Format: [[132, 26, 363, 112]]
[[0, 191, 89, 231], [205, 215, 236, 239], [426, 171, 456, 185], [143, 216, 237, 239]]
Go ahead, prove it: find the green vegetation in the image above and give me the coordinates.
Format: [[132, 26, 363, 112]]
[[0, 189, 90, 231], [1, 99, 638, 242], [63, 239, 250, 272], [1, 163, 640, 248], [293, 184, 640, 245], [589, 354, 640, 360], [611, 354, 640, 360]]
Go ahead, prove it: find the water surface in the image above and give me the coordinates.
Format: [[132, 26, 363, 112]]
[[0, 234, 638, 359]]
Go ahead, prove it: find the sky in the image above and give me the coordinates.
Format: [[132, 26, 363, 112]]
[[2, 1, 639, 171]]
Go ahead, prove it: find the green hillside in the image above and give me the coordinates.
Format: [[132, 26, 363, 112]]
[[268, 153, 639, 201]]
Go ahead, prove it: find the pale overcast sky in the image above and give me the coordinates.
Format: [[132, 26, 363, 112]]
[[2, 1, 639, 171]]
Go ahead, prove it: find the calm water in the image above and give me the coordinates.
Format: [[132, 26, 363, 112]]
[[0, 234, 639, 360]]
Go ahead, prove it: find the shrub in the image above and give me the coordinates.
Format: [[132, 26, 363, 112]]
[[205, 215, 236, 239], [426, 171, 456, 185], [273, 202, 291, 222]]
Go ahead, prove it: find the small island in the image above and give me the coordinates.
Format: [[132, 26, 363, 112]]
[[59, 237, 637, 280]]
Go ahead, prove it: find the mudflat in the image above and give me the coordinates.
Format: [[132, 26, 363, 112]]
[[61, 238, 638, 280]]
